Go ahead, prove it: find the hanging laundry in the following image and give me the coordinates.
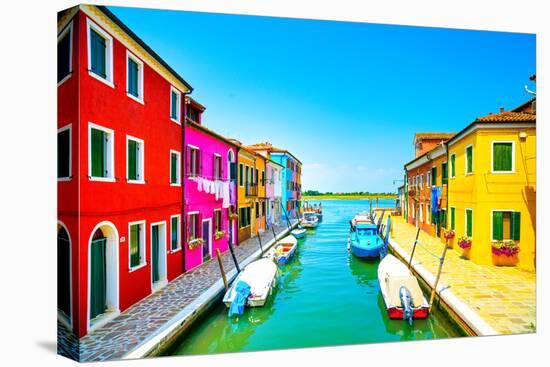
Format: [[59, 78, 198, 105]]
[[222, 181, 230, 208], [229, 181, 236, 205]]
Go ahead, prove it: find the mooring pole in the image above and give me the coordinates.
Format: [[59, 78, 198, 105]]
[[216, 248, 228, 291], [257, 225, 264, 253], [227, 236, 241, 273], [271, 224, 278, 243], [408, 228, 421, 269], [429, 238, 450, 312], [281, 202, 293, 230]]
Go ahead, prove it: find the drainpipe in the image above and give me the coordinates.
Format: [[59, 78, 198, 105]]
[[182, 93, 190, 273]]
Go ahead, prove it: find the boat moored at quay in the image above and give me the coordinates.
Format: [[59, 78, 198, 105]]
[[348, 213, 384, 259]]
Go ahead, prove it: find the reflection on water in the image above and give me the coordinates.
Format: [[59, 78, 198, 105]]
[[168, 199, 461, 356]]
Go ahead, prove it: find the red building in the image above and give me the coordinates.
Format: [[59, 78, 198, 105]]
[[58, 5, 195, 337]]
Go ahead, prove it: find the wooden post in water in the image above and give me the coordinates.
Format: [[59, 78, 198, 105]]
[[408, 228, 421, 269], [429, 238, 450, 311], [216, 248, 228, 291], [257, 227, 264, 253]]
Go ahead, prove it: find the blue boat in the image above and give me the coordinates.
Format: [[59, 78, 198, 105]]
[[348, 214, 384, 259]]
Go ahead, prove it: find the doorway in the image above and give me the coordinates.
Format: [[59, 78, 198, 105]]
[[151, 222, 167, 290], [202, 219, 212, 262]]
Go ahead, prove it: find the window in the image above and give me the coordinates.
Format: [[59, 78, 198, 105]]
[[465, 209, 473, 237], [239, 163, 244, 186], [255, 169, 259, 186], [427, 171, 431, 187], [126, 51, 144, 103], [431, 166, 437, 186], [129, 221, 146, 270], [58, 22, 73, 84], [187, 146, 201, 177], [440, 209, 447, 228], [255, 202, 259, 218], [213, 154, 222, 180], [214, 210, 222, 232], [127, 136, 144, 183], [492, 142, 514, 173], [188, 213, 201, 241], [442, 162, 448, 185], [262, 201, 266, 216], [58, 124, 71, 180], [170, 86, 181, 123], [492, 211, 521, 241], [419, 174, 423, 188], [465, 145, 473, 174], [170, 215, 181, 251], [427, 204, 431, 224], [87, 19, 113, 86], [170, 150, 181, 185], [450, 154, 456, 178], [239, 207, 251, 228], [419, 204, 423, 222], [450, 207, 455, 230], [89, 123, 114, 181], [245, 166, 249, 186], [261, 170, 265, 186]]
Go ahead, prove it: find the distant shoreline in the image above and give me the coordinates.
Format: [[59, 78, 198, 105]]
[[301, 195, 396, 201]]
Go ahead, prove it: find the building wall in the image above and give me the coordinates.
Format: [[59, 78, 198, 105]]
[[184, 125, 236, 271], [237, 151, 255, 243], [447, 127, 536, 271], [255, 155, 267, 232]]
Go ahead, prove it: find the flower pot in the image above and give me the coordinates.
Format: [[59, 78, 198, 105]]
[[492, 253, 519, 266], [460, 247, 471, 259]]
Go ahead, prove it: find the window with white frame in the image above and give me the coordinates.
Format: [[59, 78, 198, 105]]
[[89, 123, 114, 180], [58, 124, 71, 180], [188, 213, 200, 241], [427, 171, 431, 187], [492, 211, 521, 241], [127, 136, 144, 183], [58, 22, 73, 84], [214, 209, 223, 233], [170, 150, 181, 185], [87, 19, 113, 86], [492, 142, 515, 173], [187, 146, 201, 177], [126, 51, 144, 103], [420, 204, 424, 222], [450, 153, 456, 178], [129, 221, 146, 270], [213, 154, 222, 180], [170, 215, 181, 251], [465, 145, 473, 174], [170, 86, 181, 123]]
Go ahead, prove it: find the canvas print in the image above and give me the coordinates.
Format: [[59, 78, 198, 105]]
[[57, 4, 536, 362]]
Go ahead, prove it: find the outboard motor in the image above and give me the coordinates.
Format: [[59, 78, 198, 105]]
[[399, 286, 414, 326]]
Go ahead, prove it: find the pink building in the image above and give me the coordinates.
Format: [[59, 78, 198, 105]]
[[183, 98, 238, 271]]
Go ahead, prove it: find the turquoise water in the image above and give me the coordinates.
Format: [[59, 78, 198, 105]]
[[168, 199, 461, 355]]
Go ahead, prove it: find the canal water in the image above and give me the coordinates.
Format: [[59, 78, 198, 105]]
[[168, 199, 461, 356]]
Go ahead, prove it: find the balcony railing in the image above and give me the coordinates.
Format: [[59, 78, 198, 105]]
[[245, 184, 258, 196]]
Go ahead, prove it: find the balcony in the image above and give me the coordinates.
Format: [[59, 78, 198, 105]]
[[245, 184, 258, 196]]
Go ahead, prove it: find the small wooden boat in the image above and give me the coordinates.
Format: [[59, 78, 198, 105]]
[[273, 235, 298, 265], [348, 213, 383, 259], [291, 227, 307, 239], [223, 258, 278, 316], [378, 254, 429, 323], [301, 212, 319, 228]]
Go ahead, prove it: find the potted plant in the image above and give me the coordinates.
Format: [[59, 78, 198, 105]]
[[492, 240, 520, 266], [443, 229, 455, 248], [188, 237, 203, 250], [214, 230, 225, 240], [457, 236, 472, 258]]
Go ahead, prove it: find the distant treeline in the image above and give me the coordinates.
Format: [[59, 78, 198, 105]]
[[303, 190, 395, 197]]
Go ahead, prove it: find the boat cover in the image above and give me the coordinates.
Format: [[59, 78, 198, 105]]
[[228, 281, 251, 317], [386, 276, 425, 307]]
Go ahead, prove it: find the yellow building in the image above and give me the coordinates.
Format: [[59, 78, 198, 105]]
[[446, 99, 536, 271]]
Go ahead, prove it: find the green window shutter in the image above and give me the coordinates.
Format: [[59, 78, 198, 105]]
[[441, 210, 447, 228], [130, 224, 140, 268], [450, 154, 455, 177], [466, 146, 473, 173], [450, 207, 455, 230], [58, 129, 70, 178], [431, 167, 437, 186], [171, 153, 177, 183], [442, 162, 448, 184], [171, 217, 178, 249], [466, 210, 472, 237], [511, 212, 521, 241], [493, 211, 503, 241], [493, 143, 513, 172], [91, 128, 105, 177], [171, 91, 178, 120], [128, 140, 137, 180], [90, 29, 106, 78], [128, 58, 138, 97]]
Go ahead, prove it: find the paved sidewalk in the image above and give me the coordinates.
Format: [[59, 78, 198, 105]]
[[58, 221, 296, 362], [389, 216, 536, 335]]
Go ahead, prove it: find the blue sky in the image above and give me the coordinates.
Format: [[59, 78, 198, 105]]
[[110, 6, 536, 193]]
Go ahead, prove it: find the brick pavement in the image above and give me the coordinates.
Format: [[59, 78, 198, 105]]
[[57, 222, 295, 362]]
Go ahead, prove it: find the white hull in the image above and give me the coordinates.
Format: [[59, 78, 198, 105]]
[[223, 258, 278, 308]]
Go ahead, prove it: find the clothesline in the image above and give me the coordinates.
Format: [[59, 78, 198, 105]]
[[189, 176, 235, 208]]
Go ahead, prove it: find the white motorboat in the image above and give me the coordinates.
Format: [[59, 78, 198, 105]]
[[301, 212, 319, 228], [378, 254, 429, 323], [223, 258, 278, 316]]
